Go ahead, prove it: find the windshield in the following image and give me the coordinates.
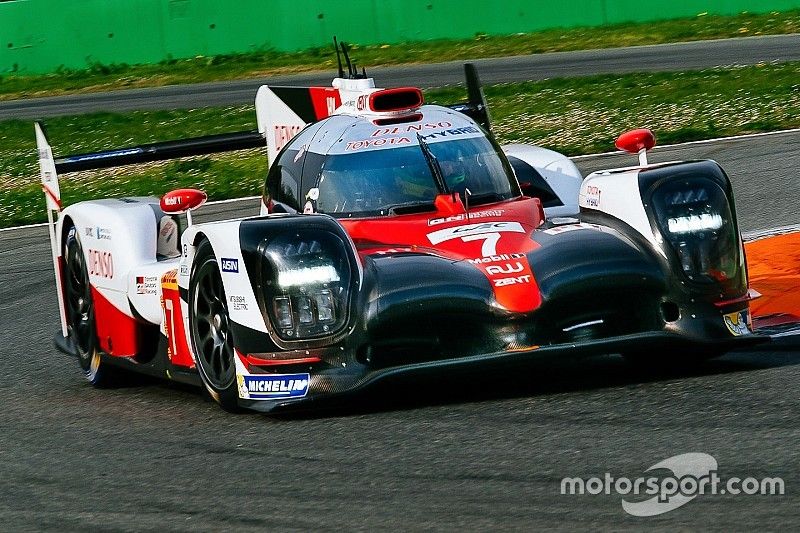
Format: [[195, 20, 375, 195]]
[[315, 135, 518, 217]]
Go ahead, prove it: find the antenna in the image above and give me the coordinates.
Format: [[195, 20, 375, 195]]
[[340, 42, 355, 78], [333, 37, 345, 78]]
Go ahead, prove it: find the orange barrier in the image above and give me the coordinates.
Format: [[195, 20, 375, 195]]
[[745, 232, 800, 321]]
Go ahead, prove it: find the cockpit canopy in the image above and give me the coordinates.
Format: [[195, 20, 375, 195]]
[[264, 106, 521, 217]]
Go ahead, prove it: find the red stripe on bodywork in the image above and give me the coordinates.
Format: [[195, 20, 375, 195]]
[[56, 256, 69, 331], [91, 286, 140, 356], [471, 254, 541, 313], [244, 355, 322, 367], [161, 271, 194, 368], [42, 184, 62, 210], [309, 87, 341, 120], [341, 197, 545, 314]]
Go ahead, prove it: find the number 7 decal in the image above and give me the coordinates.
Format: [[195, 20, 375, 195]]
[[461, 232, 501, 256]]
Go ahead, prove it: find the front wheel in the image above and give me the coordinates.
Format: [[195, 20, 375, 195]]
[[63, 225, 117, 387], [189, 240, 241, 412]]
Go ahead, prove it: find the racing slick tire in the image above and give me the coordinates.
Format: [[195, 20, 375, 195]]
[[63, 225, 119, 387], [189, 240, 242, 412]]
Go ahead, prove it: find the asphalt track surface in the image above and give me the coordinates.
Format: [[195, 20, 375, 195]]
[[1, 132, 799, 531], [2, 34, 800, 119]]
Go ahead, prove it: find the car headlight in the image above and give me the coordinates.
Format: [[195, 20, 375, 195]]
[[651, 178, 739, 284], [260, 230, 352, 340]]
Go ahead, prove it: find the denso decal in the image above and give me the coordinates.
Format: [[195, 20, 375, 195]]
[[274, 125, 302, 152], [723, 309, 752, 336], [220, 258, 239, 273], [238, 374, 310, 400], [88, 249, 114, 279], [372, 122, 452, 137]]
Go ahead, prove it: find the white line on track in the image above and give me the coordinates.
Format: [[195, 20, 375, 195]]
[[3, 128, 800, 234]]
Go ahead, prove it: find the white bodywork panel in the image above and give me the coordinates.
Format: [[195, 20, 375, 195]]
[[182, 219, 270, 334], [502, 144, 583, 217], [58, 198, 160, 318], [579, 168, 665, 256]]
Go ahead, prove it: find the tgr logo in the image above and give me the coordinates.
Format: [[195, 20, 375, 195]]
[[561, 453, 785, 517]]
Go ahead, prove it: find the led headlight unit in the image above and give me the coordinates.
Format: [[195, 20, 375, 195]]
[[651, 178, 738, 284], [260, 230, 353, 341]]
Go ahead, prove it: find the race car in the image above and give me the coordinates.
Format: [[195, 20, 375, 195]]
[[38, 49, 765, 412]]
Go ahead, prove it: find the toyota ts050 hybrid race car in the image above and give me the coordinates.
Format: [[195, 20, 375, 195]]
[[38, 48, 772, 412]]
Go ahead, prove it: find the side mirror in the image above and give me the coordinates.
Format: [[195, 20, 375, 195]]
[[160, 188, 207, 226], [615, 129, 656, 166]]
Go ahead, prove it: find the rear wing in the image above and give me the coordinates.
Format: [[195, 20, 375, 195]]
[[34, 123, 266, 336], [255, 63, 492, 165]]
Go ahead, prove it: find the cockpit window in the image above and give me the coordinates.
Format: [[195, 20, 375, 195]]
[[315, 135, 518, 217]]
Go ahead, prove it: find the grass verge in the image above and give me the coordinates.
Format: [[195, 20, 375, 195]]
[[1, 10, 800, 100], [1, 62, 799, 228]]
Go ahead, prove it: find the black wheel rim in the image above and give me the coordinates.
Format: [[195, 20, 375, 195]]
[[64, 235, 94, 360], [192, 259, 235, 389]]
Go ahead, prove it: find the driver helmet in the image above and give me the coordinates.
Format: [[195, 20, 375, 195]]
[[441, 159, 467, 191]]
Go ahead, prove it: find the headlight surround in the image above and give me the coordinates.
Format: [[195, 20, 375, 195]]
[[259, 230, 353, 341], [651, 178, 739, 284]]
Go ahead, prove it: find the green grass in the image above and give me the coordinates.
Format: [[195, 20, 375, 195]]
[[2, 62, 799, 228], [1, 9, 800, 100]]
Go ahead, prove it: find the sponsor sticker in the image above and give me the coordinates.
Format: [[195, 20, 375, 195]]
[[723, 309, 752, 336], [229, 295, 248, 311], [419, 125, 481, 140], [237, 373, 310, 400], [428, 209, 504, 226], [96, 227, 112, 240], [136, 276, 158, 295], [583, 185, 602, 208], [220, 258, 239, 273], [427, 221, 525, 245], [274, 125, 302, 152], [372, 121, 452, 137], [467, 253, 525, 265], [346, 136, 412, 151], [88, 249, 114, 279]]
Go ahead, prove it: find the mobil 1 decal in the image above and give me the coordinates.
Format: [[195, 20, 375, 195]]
[[470, 253, 541, 313], [426, 221, 541, 313]]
